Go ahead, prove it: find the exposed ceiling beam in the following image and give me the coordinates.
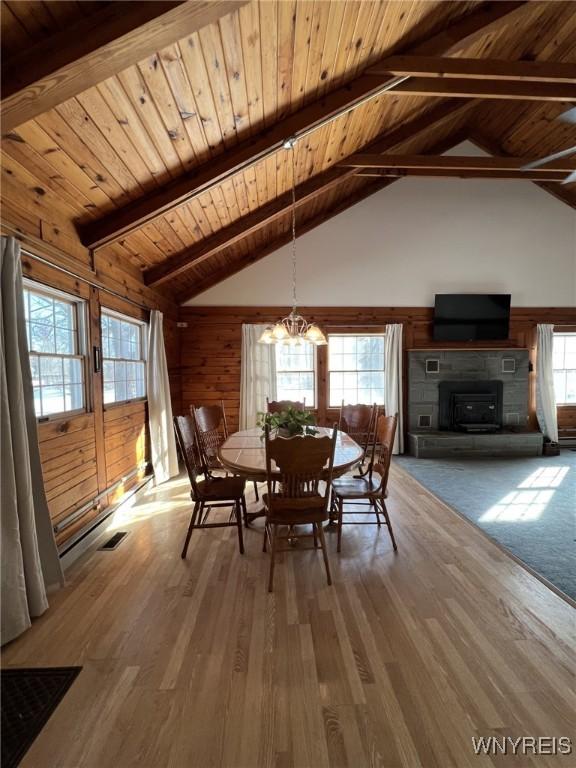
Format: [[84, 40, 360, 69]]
[[367, 56, 576, 84], [407, 1, 526, 56], [1, 1, 247, 133], [355, 169, 571, 181], [145, 103, 473, 286], [175, 131, 469, 303], [175, 179, 391, 304], [468, 130, 576, 210], [342, 154, 576, 173], [79, 1, 528, 250], [389, 78, 576, 102]]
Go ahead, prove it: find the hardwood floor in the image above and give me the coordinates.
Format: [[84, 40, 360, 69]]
[[3, 465, 575, 768]]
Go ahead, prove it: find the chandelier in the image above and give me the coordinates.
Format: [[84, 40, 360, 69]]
[[258, 138, 327, 347]]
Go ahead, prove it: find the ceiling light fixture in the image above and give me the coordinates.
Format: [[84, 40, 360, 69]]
[[258, 137, 327, 347]]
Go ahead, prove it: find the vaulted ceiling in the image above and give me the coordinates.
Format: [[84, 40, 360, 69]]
[[2, 0, 575, 304]]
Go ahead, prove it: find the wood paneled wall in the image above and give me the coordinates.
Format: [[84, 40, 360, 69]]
[[177, 306, 576, 436], [1, 212, 180, 550]]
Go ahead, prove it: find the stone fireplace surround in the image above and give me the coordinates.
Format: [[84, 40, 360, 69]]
[[407, 349, 543, 457]]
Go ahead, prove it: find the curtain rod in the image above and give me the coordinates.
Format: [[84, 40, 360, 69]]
[[20, 247, 151, 312]]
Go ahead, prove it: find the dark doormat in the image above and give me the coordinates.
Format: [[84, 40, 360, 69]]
[[1, 667, 81, 768]]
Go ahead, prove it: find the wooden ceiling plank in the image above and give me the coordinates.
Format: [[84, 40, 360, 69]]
[[54, 99, 144, 198], [145, 99, 473, 287], [4, 120, 114, 213], [1, 1, 249, 133], [290, 1, 315, 114], [117, 66, 184, 176], [238, 2, 266, 131], [75, 87, 159, 193], [302, 0, 332, 108], [177, 32, 226, 156], [136, 51, 198, 174], [218, 10, 251, 140], [198, 19, 239, 150], [342, 154, 576, 172], [79, 1, 528, 249], [324, 1, 363, 94], [315, 0, 348, 100], [96, 77, 172, 184], [258, 0, 279, 129], [35, 109, 133, 206], [368, 56, 576, 83], [390, 77, 576, 101], [159, 43, 211, 167]]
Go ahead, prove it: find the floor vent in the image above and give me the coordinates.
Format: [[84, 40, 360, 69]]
[[98, 531, 129, 551]]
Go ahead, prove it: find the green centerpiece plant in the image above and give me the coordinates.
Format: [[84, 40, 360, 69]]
[[257, 407, 318, 438]]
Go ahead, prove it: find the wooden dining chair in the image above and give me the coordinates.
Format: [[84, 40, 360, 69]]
[[330, 414, 398, 553], [174, 415, 247, 558], [266, 397, 306, 413], [263, 426, 337, 592], [338, 402, 378, 469], [192, 401, 260, 502]]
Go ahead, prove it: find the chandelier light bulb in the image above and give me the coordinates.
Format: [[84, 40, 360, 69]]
[[272, 323, 289, 340], [258, 327, 274, 344]]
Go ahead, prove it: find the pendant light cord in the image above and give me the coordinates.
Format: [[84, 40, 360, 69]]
[[290, 141, 297, 313]]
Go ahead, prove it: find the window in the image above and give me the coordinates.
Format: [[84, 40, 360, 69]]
[[101, 311, 147, 404], [24, 282, 87, 418], [553, 333, 576, 404], [328, 334, 385, 407], [275, 341, 316, 406]]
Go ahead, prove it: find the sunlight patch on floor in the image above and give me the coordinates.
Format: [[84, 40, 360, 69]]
[[480, 466, 569, 523]]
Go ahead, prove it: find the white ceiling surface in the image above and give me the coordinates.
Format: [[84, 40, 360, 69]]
[[185, 142, 576, 307]]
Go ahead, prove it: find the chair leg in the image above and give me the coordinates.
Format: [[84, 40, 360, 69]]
[[253, 480, 259, 501], [268, 524, 278, 592], [337, 497, 344, 553], [235, 500, 245, 554], [313, 524, 318, 548], [372, 498, 382, 527], [241, 495, 249, 527], [262, 522, 268, 552], [380, 500, 398, 551], [181, 501, 200, 559], [317, 523, 332, 586]]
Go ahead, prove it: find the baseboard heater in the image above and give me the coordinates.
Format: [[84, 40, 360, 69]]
[[55, 465, 151, 556]]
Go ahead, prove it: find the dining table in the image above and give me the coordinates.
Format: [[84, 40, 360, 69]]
[[219, 426, 363, 480], [218, 426, 364, 525]]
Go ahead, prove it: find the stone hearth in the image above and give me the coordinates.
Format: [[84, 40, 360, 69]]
[[407, 350, 543, 457]]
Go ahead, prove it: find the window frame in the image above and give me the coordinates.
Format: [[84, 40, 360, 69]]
[[553, 331, 576, 406], [23, 278, 89, 422], [327, 331, 386, 409], [100, 307, 148, 408], [274, 340, 317, 408]]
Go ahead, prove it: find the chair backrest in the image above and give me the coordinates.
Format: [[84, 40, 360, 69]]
[[191, 401, 228, 466], [265, 427, 337, 513], [370, 414, 397, 492], [266, 397, 306, 413], [174, 414, 202, 496], [339, 402, 377, 454]]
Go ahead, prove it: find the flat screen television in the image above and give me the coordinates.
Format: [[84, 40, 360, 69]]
[[433, 294, 511, 342]]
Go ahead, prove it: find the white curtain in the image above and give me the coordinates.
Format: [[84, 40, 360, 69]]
[[240, 324, 277, 429], [147, 310, 178, 484], [385, 323, 404, 454], [536, 324, 559, 443], [1, 236, 63, 646]]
